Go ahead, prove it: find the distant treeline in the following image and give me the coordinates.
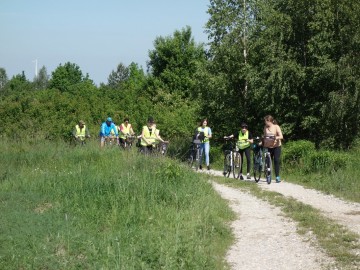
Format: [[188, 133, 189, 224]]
[[1, 0, 360, 149]]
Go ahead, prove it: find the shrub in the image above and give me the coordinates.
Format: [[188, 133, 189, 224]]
[[282, 140, 315, 164], [307, 151, 348, 172]]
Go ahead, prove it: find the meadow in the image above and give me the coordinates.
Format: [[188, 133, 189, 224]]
[[0, 138, 233, 269]]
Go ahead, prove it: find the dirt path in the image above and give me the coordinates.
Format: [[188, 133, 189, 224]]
[[200, 169, 360, 269], [212, 182, 334, 270]]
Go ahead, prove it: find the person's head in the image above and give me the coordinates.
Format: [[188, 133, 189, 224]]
[[124, 117, 129, 124], [78, 120, 85, 128], [200, 118, 208, 127], [240, 122, 248, 132], [106, 117, 112, 126], [264, 115, 277, 127], [147, 117, 155, 127]]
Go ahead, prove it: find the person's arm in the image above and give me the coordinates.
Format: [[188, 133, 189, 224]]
[[224, 134, 234, 139], [101, 123, 106, 136], [130, 125, 135, 135], [247, 132, 253, 144], [206, 127, 212, 139], [85, 127, 90, 137], [275, 125, 283, 141]]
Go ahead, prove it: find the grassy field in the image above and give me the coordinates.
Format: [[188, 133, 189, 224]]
[[0, 139, 234, 269]]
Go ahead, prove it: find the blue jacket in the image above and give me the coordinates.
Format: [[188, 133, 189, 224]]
[[100, 122, 118, 136]]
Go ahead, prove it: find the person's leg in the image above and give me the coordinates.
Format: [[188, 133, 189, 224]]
[[239, 150, 245, 174], [273, 146, 281, 179], [204, 142, 210, 168], [100, 136, 105, 147], [199, 143, 205, 169], [244, 147, 251, 178]]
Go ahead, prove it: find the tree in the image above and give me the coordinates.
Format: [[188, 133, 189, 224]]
[[33, 66, 49, 90], [0, 68, 8, 90], [107, 63, 130, 89], [49, 62, 85, 92], [147, 26, 206, 98]]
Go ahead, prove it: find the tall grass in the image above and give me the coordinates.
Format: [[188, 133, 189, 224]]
[[0, 139, 233, 269], [282, 140, 360, 203]]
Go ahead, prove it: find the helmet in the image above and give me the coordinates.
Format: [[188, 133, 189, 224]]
[[106, 117, 112, 122]]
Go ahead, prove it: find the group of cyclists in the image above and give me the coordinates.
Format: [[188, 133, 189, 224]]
[[73, 114, 283, 182], [73, 116, 168, 153]]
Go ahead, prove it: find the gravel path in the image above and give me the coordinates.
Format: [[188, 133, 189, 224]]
[[212, 182, 334, 270], [199, 169, 360, 269]]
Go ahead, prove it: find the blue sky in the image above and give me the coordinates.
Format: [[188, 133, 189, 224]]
[[0, 0, 210, 85]]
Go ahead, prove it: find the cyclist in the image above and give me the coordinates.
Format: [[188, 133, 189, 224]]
[[72, 120, 90, 144], [118, 117, 135, 147], [100, 117, 119, 147], [263, 115, 283, 183], [224, 122, 253, 179], [140, 117, 167, 154], [195, 118, 212, 170]]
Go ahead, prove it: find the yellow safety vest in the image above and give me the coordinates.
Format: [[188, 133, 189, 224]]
[[140, 126, 156, 146], [75, 125, 86, 141], [237, 131, 250, 149], [197, 127, 210, 143], [120, 123, 132, 139]]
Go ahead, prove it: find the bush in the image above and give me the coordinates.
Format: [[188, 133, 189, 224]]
[[282, 140, 315, 164], [307, 151, 348, 172]]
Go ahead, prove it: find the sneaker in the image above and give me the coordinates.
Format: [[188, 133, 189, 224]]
[[199, 165, 202, 170], [207, 166, 210, 170], [223, 171, 227, 176], [239, 175, 244, 180], [276, 176, 281, 183], [246, 173, 251, 180]]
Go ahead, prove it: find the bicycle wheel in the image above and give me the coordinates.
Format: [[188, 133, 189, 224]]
[[265, 153, 272, 184], [253, 152, 261, 182], [233, 152, 241, 179], [195, 147, 201, 171], [223, 152, 231, 177], [188, 152, 194, 168]]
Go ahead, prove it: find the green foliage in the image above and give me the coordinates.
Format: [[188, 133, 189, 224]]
[[282, 140, 315, 164], [49, 62, 90, 92], [107, 62, 130, 89], [148, 26, 206, 98], [307, 151, 348, 172]]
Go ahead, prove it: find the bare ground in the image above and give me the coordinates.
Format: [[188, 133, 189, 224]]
[[201, 169, 360, 269]]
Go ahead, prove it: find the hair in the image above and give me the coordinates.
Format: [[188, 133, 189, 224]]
[[124, 117, 129, 122], [241, 122, 248, 128], [264, 115, 278, 125], [200, 118, 208, 126]]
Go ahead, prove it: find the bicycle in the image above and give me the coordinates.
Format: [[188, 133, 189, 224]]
[[152, 140, 169, 156], [188, 139, 202, 170], [263, 135, 275, 184], [223, 137, 242, 178], [252, 137, 263, 183], [120, 134, 136, 150]]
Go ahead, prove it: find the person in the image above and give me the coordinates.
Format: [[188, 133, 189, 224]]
[[72, 120, 90, 144], [195, 118, 212, 170], [263, 115, 283, 183], [224, 123, 253, 179], [140, 117, 167, 154], [118, 117, 135, 147], [100, 117, 119, 147]]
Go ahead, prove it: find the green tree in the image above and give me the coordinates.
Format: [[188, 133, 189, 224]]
[[49, 62, 85, 92], [147, 26, 206, 98], [33, 66, 49, 90], [0, 68, 8, 90], [107, 62, 130, 89]]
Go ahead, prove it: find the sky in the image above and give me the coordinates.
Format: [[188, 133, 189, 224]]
[[0, 0, 210, 85]]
